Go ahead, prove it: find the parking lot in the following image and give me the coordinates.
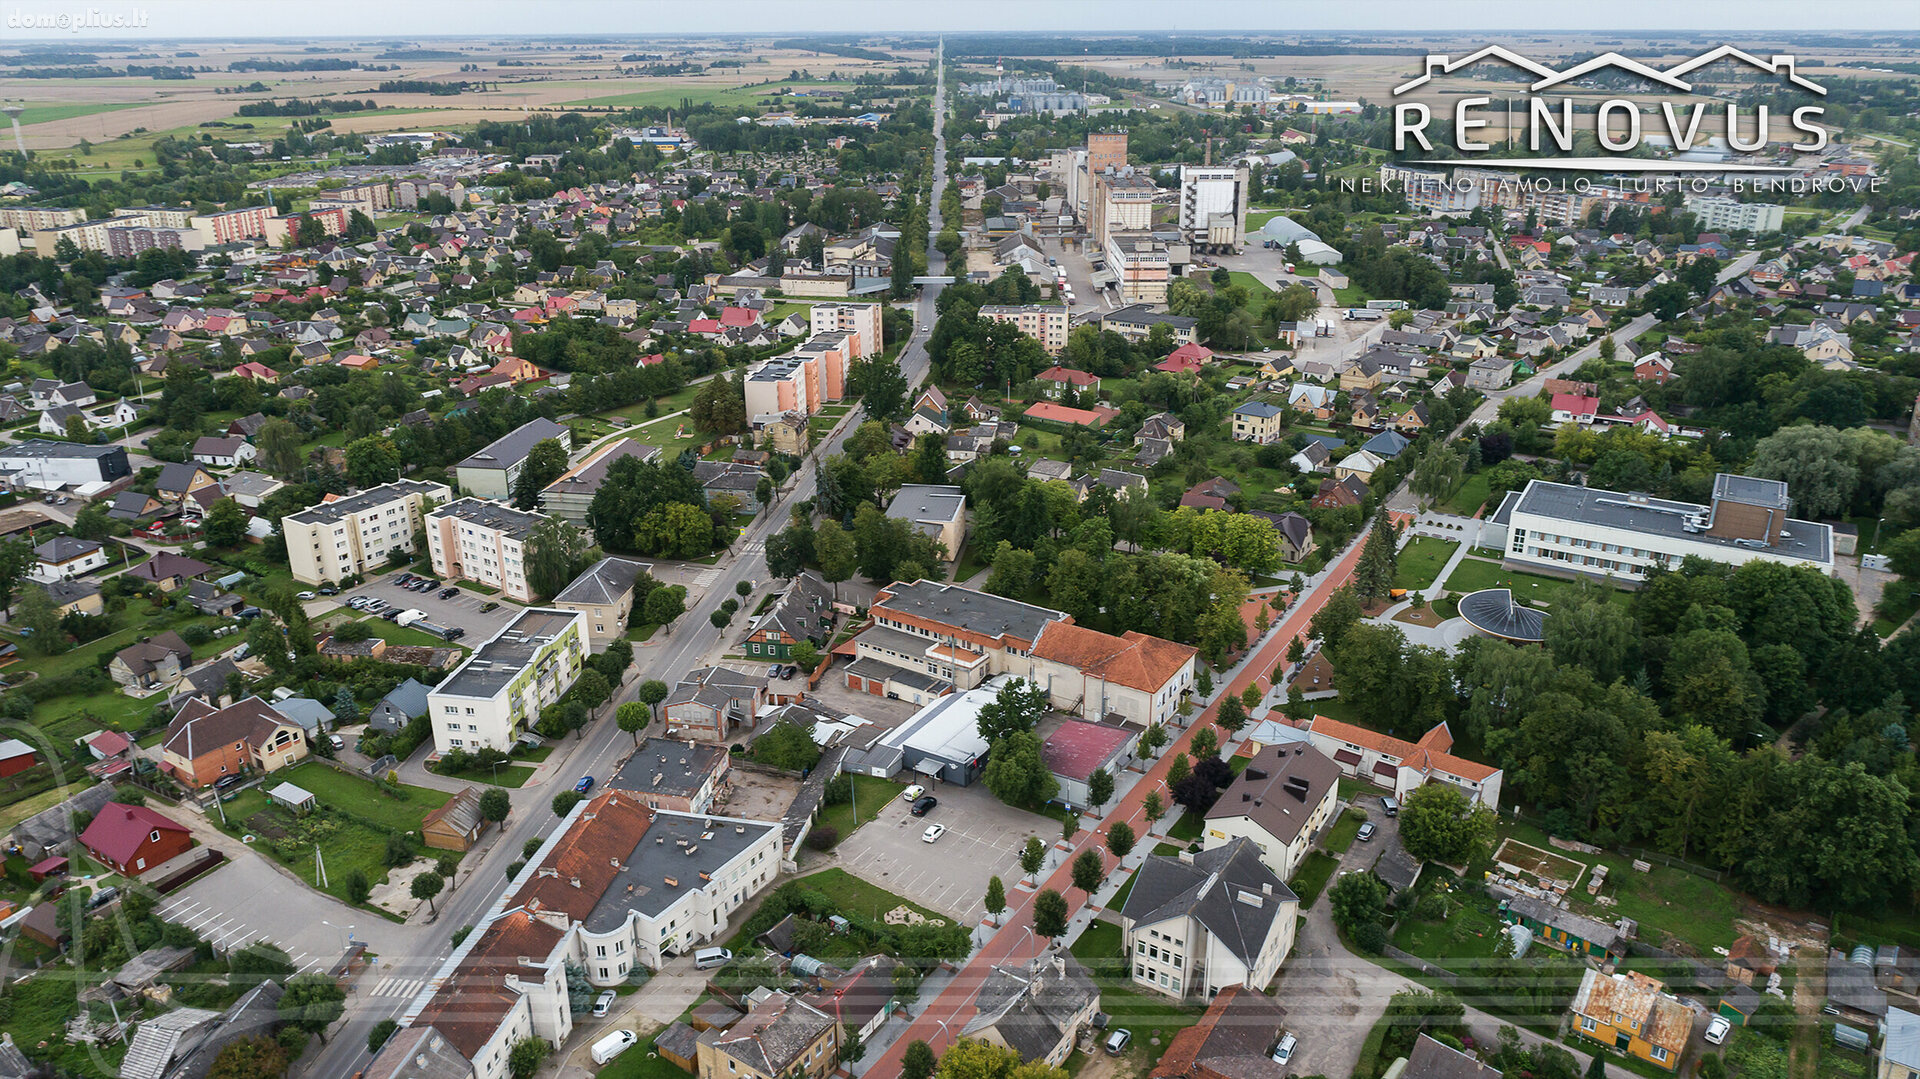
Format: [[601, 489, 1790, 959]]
[[833, 781, 1052, 922], [307, 572, 521, 642]]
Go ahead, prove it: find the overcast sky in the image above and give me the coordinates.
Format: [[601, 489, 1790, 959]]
[[28, 0, 1920, 38]]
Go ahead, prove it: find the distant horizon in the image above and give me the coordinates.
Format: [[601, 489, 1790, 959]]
[[3, 0, 1916, 39]]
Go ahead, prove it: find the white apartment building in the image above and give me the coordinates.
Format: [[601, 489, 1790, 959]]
[[428, 607, 586, 753], [0, 205, 87, 232], [978, 304, 1071, 354], [1684, 195, 1785, 234], [284, 480, 451, 587], [807, 302, 884, 359], [1379, 163, 1483, 217], [1485, 474, 1834, 582], [1178, 165, 1250, 247], [426, 497, 545, 602]]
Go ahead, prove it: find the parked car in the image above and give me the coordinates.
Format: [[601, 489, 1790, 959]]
[[440, 626, 466, 641], [1356, 822, 1376, 842], [318, 586, 338, 596], [395, 573, 415, 585], [901, 785, 925, 802], [382, 609, 403, 622], [910, 796, 937, 817], [296, 591, 316, 600], [765, 663, 782, 679], [1105, 1030, 1132, 1056], [214, 774, 246, 791], [1271, 1032, 1297, 1065], [438, 587, 459, 599], [780, 665, 797, 680], [1705, 1016, 1731, 1045], [479, 601, 500, 613], [591, 990, 617, 1018], [921, 823, 946, 843], [329, 734, 345, 751], [575, 776, 595, 794]]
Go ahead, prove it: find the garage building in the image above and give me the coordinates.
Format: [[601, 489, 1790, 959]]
[[1040, 719, 1136, 809], [847, 677, 1013, 786]]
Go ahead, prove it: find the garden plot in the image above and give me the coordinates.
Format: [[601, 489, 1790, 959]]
[[1493, 838, 1587, 892]]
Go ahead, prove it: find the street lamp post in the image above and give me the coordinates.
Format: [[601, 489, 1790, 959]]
[[321, 919, 354, 954]]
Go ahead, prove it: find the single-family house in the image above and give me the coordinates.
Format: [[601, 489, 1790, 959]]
[[1570, 969, 1692, 1072], [78, 802, 192, 877]]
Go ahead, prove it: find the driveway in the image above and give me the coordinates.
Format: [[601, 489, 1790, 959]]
[[318, 574, 520, 639], [832, 783, 1045, 922]]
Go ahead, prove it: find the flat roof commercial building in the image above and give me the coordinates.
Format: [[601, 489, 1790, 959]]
[[455, 418, 572, 500], [284, 480, 451, 587], [428, 608, 586, 753], [1485, 474, 1834, 582], [0, 440, 131, 490]]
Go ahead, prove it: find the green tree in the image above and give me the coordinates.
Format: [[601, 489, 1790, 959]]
[[639, 678, 670, 720], [1071, 848, 1104, 895], [1019, 835, 1046, 881], [1354, 508, 1400, 604], [643, 586, 686, 625], [344, 435, 401, 487], [345, 869, 371, 904], [753, 717, 822, 771], [903, 1040, 938, 1079], [411, 870, 445, 915], [525, 517, 590, 601], [1328, 871, 1390, 941], [14, 586, 66, 654], [1191, 725, 1218, 760], [815, 519, 857, 601], [983, 876, 1007, 921], [1032, 888, 1069, 941], [202, 497, 249, 547], [1166, 752, 1191, 789], [507, 1038, 551, 1079], [511, 438, 570, 510], [280, 972, 347, 1041], [1398, 784, 1497, 865], [616, 701, 649, 744], [367, 1019, 398, 1055], [976, 677, 1048, 744], [208, 1034, 288, 1079], [255, 417, 305, 478], [1107, 821, 1136, 859], [1086, 768, 1114, 812], [985, 542, 1035, 597], [552, 790, 585, 818], [479, 788, 510, 824], [982, 730, 1058, 806], [1142, 791, 1165, 828], [1216, 694, 1248, 736]]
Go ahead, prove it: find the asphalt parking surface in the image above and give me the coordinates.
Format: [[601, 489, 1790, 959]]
[[834, 782, 1054, 923], [316, 573, 521, 641]]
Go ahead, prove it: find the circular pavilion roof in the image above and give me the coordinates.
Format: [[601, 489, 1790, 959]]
[[1457, 588, 1548, 643]]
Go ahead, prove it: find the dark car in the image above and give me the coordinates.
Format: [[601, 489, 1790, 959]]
[[441, 626, 466, 641], [318, 586, 338, 596], [214, 774, 246, 791], [910, 796, 937, 817], [574, 776, 595, 795], [382, 609, 403, 622], [438, 587, 459, 599], [395, 573, 415, 585]]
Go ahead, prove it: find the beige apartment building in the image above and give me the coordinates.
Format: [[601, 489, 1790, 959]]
[[808, 302, 884, 359], [284, 480, 451, 587], [979, 304, 1071, 355], [425, 498, 545, 603]]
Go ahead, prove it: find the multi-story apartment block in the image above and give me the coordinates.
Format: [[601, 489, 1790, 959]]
[[264, 204, 349, 247], [283, 480, 450, 587], [1105, 234, 1170, 304], [1485, 474, 1835, 582], [744, 333, 852, 422], [979, 304, 1071, 354], [1178, 165, 1250, 248], [1379, 163, 1483, 216], [426, 498, 544, 602], [189, 205, 275, 245], [0, 205, 87, 232], [807, 302, 884, 359], [1684, 195, 1785, 234], [428, 607, 586, 752]]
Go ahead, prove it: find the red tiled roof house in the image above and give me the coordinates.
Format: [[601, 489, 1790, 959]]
[[79, 802, 192, 876]]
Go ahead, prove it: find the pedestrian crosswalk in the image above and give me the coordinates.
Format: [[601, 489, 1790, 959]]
[[368, 975, 427, 999], [690, 565, 724, 589]]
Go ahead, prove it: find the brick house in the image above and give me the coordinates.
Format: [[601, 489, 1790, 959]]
[[160, 696, 310, 788], [79, 802, 193, 876]]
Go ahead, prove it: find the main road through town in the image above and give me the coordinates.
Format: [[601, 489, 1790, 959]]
[[300, 43, 952, 1079]]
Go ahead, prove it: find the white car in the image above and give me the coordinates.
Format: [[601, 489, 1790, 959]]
[[1272, 1032, 1297, 1065], [591, 990, 616, 1017], [1705, 1016, 1731, 1045], [921, 823, 946, 843], [901, 784, 925, 802], [296, 591, 316, 600]]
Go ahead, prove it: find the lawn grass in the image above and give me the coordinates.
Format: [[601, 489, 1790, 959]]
[[273, 761, 453, 832], [1392, 894, 1508, 964], [815, 776, 905, 841], [788, 867, 954, 928], [1497, 818, 1740, 955], [0, 785, 68, 836], [433, 763, 536, 788], [1323, 807, 1366, 854], [1873, 582, 1920, 637], [1394, 537, 1459, 592], [1069, 921, 1206, 1067], [316, 615, 466, 652], [1289, 850, 1339, 909], [1108, 868, 1140, 911], [1166, 810, 1203, 842], [1446, 473, 1494, 516], [1442, 557, 1630, 608]]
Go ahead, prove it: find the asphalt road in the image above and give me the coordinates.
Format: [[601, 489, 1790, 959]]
[[300, 45, 953, 1079]]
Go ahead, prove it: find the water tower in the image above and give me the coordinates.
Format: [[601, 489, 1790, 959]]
[[0, 106, 25, 157]]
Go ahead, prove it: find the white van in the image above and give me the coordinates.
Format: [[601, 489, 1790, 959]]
[[394, 609, 429, 628], [694, 947, 732, 970], [590, 1030, 637, 1065]]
